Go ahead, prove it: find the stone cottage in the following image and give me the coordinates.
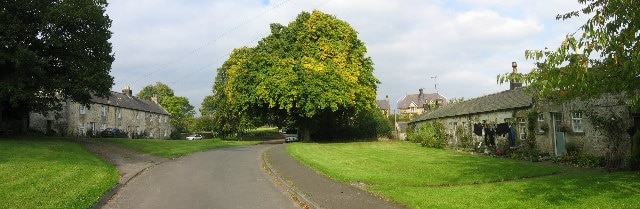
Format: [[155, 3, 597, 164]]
[[409, 87, 532, 150], [408, 76, 633, 158], [29, 86, 172, 139]]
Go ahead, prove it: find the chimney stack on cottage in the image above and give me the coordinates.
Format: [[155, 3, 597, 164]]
[[122, 85, 133, 96], [510, 62, 523, 90], [151, 94, 158, 104]]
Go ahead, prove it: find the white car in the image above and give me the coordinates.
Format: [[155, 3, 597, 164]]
[[186, 134, 203, 140], [283, 128, 299, 143]]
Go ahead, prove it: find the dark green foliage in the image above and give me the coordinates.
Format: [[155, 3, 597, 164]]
[[407, 122, 447, 149], [526, 111, 538, 151], [0, 0, 114, 131], [629, 130, 640, 170], [551, 152, 604, 168], [307, 107, 391, 141], [633, 130, 640, 159]]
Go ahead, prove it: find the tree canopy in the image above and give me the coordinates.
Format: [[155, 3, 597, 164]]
[[0, 0, 114, 129], [498, 0, 639, 109], [211, 10, 381, 140], [137, 82, 195, 134]]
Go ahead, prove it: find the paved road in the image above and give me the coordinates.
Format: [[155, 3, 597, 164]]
[[103, 144, 299, 209]]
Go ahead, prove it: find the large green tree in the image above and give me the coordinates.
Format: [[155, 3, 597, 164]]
[[499, 0, 639, 107], [0, 0, 114, 132], [212, 10, 379, 141], [137, 82, 195, 134]]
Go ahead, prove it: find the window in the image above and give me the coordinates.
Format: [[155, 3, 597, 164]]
[[136, 111, 140, 120], [517, 118, 526, 140], [79, 105, 86, 115], [100, 124, 106, 131], [158, 114, 162, 122], [572, 111, 584, 132], [538, 113, 544, 121], [410, 106, 416, 113], [164, 116, 168, 123], [101, 106, 107, 117], [116, 108, 122, 119]]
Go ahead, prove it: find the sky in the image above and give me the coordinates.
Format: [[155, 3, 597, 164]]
[[105, 0, 586, 114]]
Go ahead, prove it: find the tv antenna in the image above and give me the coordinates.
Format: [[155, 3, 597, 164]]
[[430, 76, 438, 93]]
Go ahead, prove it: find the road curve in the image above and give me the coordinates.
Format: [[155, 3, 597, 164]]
[[102, 144, 299, 209]]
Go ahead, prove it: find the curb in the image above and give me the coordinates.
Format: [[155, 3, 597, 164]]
[[262, 145, 322, 209]]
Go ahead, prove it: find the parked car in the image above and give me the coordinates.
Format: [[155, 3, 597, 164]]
[[284, 128, 299, 143], [100, 128, 127, 138], [186, 134, 203, 140]]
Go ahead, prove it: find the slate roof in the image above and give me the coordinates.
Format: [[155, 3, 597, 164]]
[[410, 88, 532, 123], [91, 91, 170, 115], [397, 91, 447, 109], [376, 99, 390, 110]]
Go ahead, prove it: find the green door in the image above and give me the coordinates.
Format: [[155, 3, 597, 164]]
[[553, 113, 567, 156]]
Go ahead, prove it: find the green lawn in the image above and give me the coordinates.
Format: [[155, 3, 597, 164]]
[[105, 138, 261, 158], [0, 138, 118, 209], [288, 141, 640, 209]]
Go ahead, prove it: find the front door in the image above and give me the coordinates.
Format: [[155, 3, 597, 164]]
[[552, 113, 566, 156]]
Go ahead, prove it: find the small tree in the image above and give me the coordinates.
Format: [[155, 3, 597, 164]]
[[407, 122, 447, 149]]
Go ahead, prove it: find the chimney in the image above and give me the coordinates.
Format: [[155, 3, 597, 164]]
[[510, 62, 522, 90], [151, 93, 158, 104], [122, 85, 132, 96]]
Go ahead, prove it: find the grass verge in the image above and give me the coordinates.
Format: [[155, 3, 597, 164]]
[[0, 137, 118, 209], [105, 138, 261, 158], [288, 141, 640, 208]]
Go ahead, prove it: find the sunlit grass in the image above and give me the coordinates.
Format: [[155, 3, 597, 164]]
[[288, 141, 640, 208], [105, 138, 261, 158], [0, 138, 118, 209]]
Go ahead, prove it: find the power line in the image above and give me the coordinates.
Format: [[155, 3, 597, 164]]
[[127, 0, 293, 86]]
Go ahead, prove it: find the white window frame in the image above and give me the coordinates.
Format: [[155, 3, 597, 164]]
[[572, 111, 584, 133], [101, 106, 107, 117], [79, 105, 86, 115], [116, 108, 122, 119], [538, 113, 544, 121]]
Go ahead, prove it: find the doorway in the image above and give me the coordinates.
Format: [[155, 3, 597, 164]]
[[552, 113, 567, 156]]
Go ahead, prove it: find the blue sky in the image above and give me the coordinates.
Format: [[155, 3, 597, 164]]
[[105, 0, 586, 113]]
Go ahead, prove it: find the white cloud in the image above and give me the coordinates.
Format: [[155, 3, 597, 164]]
[[105, 0, 584, 113]]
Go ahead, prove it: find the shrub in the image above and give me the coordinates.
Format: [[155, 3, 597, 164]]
[[551, 152, 604, 168], [407, 122, 447, 149], [456, 125, 473, 150]]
